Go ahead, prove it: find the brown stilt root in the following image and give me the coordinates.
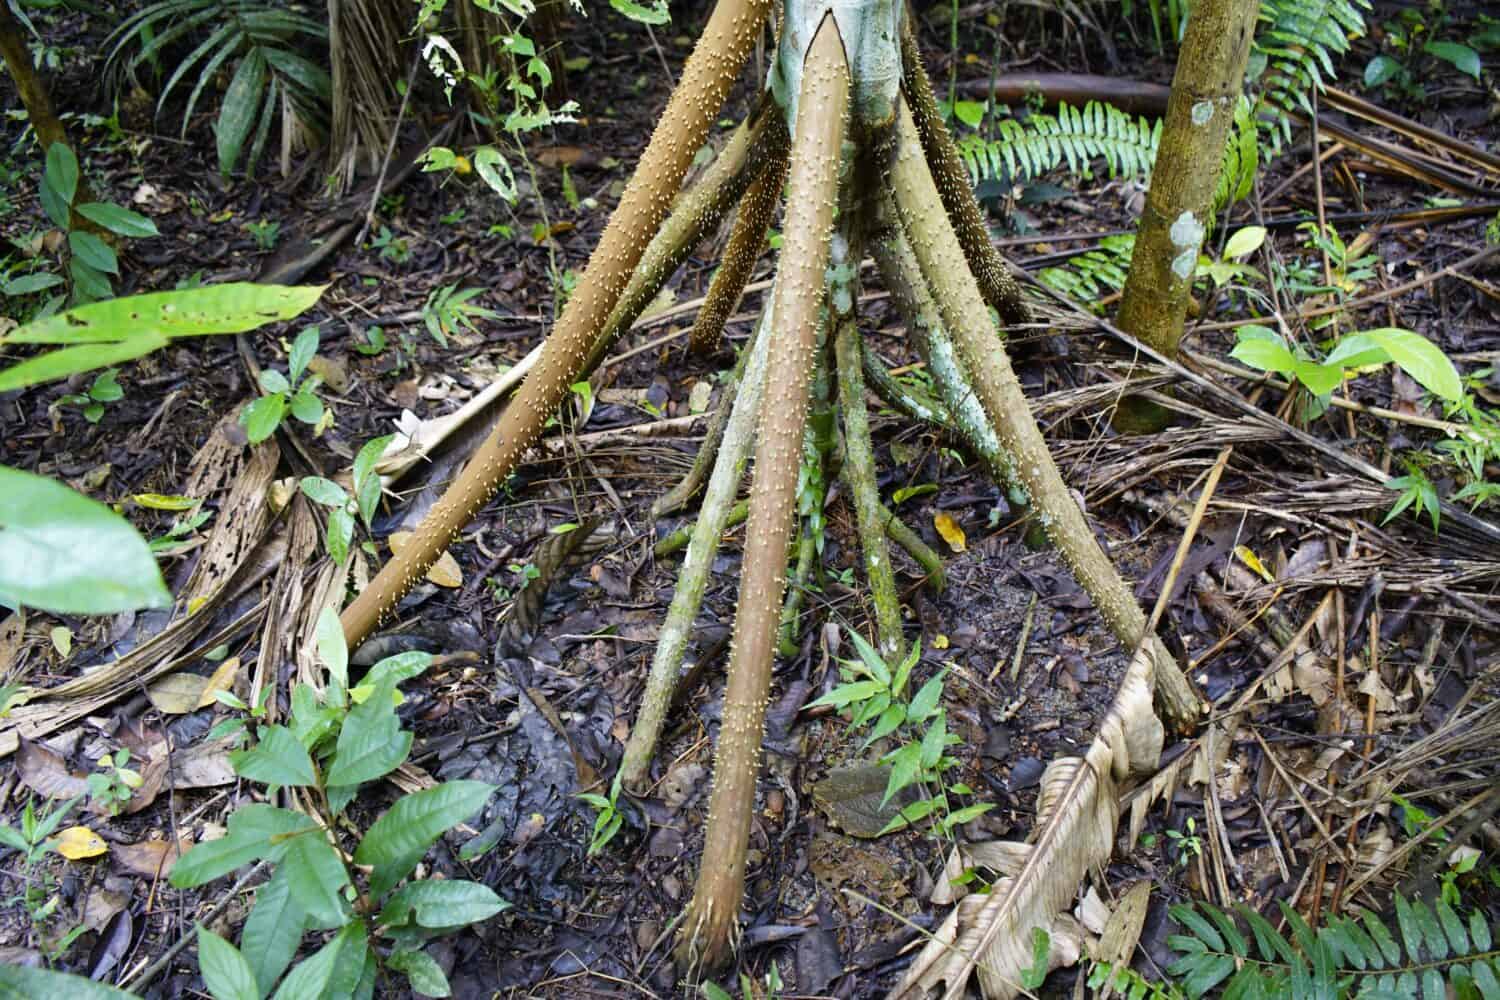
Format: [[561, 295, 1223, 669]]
[[688, 153, 787, 356], [340, 0, 774, 646], [674, 13, 850, 974], [887, 96, 1201, 730]]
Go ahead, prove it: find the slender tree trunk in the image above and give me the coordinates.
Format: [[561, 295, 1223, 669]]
[[0, 4, 97, 217], [1116, 0, 1256, 362]]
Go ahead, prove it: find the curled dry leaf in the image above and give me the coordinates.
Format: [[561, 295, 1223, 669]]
[[114, 835, 194, 877], [55, 825, 108, 860], [145, 656, 241, 714], [16, 737, 89, 800]]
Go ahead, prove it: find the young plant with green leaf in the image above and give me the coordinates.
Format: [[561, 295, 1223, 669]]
[[0, 793, 86, 961], [807, 630, 993, 838], [299, 435, 393, 563], [169, 610, 504, 999], [36, 143, 159, 304], [54, 368, 124, 424], [241, 325, 330, 444]]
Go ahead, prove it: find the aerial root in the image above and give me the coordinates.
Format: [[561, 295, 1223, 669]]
[[620, 303, 773, 793], [688, 151, 787, 357]]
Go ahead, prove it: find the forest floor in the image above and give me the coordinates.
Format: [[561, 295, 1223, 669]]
[[2, 1, 1500, 997]]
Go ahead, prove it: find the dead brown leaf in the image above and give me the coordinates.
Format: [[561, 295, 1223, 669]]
[[17, 738, 89, 800]]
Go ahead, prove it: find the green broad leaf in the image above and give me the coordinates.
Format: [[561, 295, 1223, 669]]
[[1183, 954, 1236, 996], [891, 639, 920, 698], [941, 802, 995, 831], [0, 283, 325, 393], [270, 920, 363, 1000], [862, 703, 908, 747], [906, 673, 945, 723], [289, 388, 323, 425], [1291, 359, 1344, 397], [891, 483, 937, 505], [847, 629, 891, 685], [230, 725, 317, 787], [44, 142, 79, 209], [806, 680, 886, 710], [378, 879, 510, 930], [170, 804, 313, 887], [198, 925, 260, 1000], [1328, 328, 1463, 402], [240, 865, 305, 997], [919, 711, 947, 771], [71, 258, 114, 302], [354, 781, 495, 895], [952, 100, 986, 128], [388, 949, 450, 997], [75, 202, 160, 238], [278, 830, 349, 927], [0, 965, 138, 998], [1230, 332, 1297, 377], [880, 741, 923, 807], [1424, 40, 1481, 79], [0, 465, 171, 615], [241, 392, 286, 444], [299, 476, 348, 508], [362, 651, 433, 691], [287, 326, 319, 384], [3, 271, 65, 296], [1223, 225, 1267, 260], [1020, 927, 1051, 989], [315, 607, 348, 691], [472, 146, 516, 202], [353, 434, 393, 526], [609, 0, 669, 25], [258, 369, 291, 394], [218, 49, 268, 176], [1364, 54, 1402, 87], [325, 679, 411, 786], [68, 230, 119, 275], [326, 508, 354, 565]]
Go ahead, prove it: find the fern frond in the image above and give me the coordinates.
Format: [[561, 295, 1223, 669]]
[[1170, 895, 1500, 999], [1251, 0, 1372, 151], [1039, 235, 1136, 307], [955, 102, 1161, 187]]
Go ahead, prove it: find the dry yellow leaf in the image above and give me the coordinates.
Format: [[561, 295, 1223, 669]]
[[933, 512, 967, 553], [55, 826, 108, 860], [389, 532, 464, 588], [197, 656, 241, 709], [933, 634, 949, 650], [1234, 544, 1275, 582]]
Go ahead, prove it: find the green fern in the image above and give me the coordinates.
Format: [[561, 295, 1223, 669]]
[[1170, 895, 1500, 999], [1089, 960, 1187, 999], [1039, 234, 1136, 306], [956, 101, 1162, 187], [1250, 0, 1371, 150]]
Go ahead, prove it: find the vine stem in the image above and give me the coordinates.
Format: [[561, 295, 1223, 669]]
[[675, 14, 849, 973]]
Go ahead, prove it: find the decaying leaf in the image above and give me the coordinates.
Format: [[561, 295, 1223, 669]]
[[145, 656, 241, 714], [891, 647, 1163, 999], [1091, 880, 1151, 994], [17, 738, 89, 800], [55, 825, 108, 860], [114, 835, 194, 877], [933, 512, 967, 553]]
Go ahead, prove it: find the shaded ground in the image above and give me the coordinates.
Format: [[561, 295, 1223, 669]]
[[3, 1, 1500, 997]]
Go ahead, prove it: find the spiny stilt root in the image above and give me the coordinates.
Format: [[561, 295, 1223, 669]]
[[674, 11, 850, 976], [338, 0, 776, 648]]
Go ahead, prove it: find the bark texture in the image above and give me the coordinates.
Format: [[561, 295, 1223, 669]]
[[1116, 0, 1257, 358], [341, 0, 774, 646]]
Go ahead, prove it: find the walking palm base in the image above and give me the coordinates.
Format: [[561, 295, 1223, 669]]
[[339, 2, 1200, 994]]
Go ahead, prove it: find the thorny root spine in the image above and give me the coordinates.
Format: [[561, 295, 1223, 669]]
[[688, 151, 788, 356]]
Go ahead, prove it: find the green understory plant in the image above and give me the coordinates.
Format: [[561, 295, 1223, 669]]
[[170, 610, 504, 999], [0, 793, 86, 962], [299, 434, 392, 563], [37, 144, 160, 304], [421, 283, 499, 347], [1169, 894, 1500, 999], [241, 325, 329, 444], [87, 748, 143, 816], [807, 630, 993, 837], [54, 368, 124, 423]]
